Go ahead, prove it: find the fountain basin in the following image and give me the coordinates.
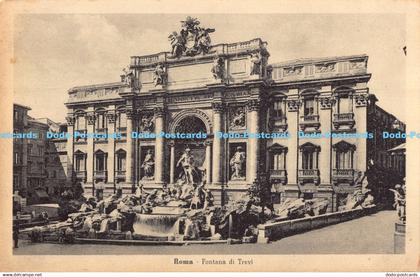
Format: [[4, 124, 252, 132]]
[[133, 208, 186, 238]]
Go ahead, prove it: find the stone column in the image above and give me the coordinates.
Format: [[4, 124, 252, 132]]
[[85, 112, 95, 193], [205, 140, 212, 185], [285, 96, 299, 187], [355, 93, 368, 172], [319, 95, 332, 185], [154, 107, 166, 186], [169, 141, 175, 184], [125, 109, 135, 186], [212, 102, 224, 185], [107, 112, 116, 190], [65, 114, 75, 184], [247, 99, 260, 184]]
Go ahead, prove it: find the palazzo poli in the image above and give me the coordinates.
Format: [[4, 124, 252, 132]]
[[64, 17, 405, 212]]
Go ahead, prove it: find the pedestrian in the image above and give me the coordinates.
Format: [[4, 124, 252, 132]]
[[13, 221, 19, 248]]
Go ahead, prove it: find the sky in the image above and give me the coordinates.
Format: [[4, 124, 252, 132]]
[[14, 14, 407, 123]]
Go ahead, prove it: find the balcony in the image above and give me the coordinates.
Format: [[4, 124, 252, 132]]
[[115, 170, 126, 180], [333, 113, 355, 129], [94, 170, 108, 181], [332, 169, 354, 183], [117, 127, 127, 140], [74, 129, 87, 144], [298, 169, 320, 184], [299, 114, 320, 131], [269, 169, 287, 184], [95, 128, 108, 142], [269, 116, 288, 132], [75, 171, 87, 180]]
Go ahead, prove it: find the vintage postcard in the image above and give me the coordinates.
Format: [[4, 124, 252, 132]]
[[0, 0, 419, 272]]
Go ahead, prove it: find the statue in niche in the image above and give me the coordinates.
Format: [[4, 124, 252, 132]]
[[250, 52, 262, 76], [141, 149, 155, 180], [153, 63, 167, 86], [176, 148, 196, 185], [211, 57, 224, 80], [230, 146, 246, 180], [139, 114, 154, 133], [230, 107, 246, 129]]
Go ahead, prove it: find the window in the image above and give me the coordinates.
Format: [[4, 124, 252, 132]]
[[272, 153, 285, 170], [337, 95, 351, 114], [75, 153, 85, 172], [38, 146, 43, 156], [27, 162, 32, 173], [333, 141, 356, 169], [304, 97, 315, 116], [13, 175, 19, 189], [117, 113, 127, 129], [300, 143, 320, 170], [14, 152, 20, 165], [28, 144, 33, 155], [96, 113, 106, 130], [272, 99, 284, 119], [116, 151, 126, 171], [302, 151, 315, 169], [95, 151, 107, 172], [76, 114, 86, 130], [335, 151, 353, 169]]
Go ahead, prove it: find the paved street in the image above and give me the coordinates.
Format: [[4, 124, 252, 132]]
[[13, 210, 398, 255]]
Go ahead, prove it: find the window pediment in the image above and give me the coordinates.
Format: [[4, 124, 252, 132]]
[[299, 142, 320, 152], [333, 140, 356, 152], [268, 143, 288, 153]]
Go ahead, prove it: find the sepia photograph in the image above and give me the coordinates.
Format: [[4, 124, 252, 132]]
[[1, 0, 420, 273]]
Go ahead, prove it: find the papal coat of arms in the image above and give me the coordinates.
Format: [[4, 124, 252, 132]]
[[168, 16, 215, 58]]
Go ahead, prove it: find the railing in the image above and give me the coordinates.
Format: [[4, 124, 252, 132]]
[[333, 169, 354, 178], [226, 38, 261, 53], [94, 171, 107, 179], [74, 129, 87, 142], [75, 171, 87, 179], [117, 127, 127, 138], [115, 170, 126, 179], [299, 169, 320, 177], [333, 113, 354, 121], [270, 169, 287, 178], [95, 128, 108, 141], [300, 114, 319, 122], [271, 55, 368, 82]]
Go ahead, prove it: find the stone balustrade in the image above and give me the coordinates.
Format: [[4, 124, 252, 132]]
[[271, 54, 368, 82]]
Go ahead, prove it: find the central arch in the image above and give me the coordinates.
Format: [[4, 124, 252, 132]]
[[169, 109, 213, 134]]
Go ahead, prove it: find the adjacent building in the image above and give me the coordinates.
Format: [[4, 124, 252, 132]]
[[13, 104, 68, 204], [13, 103, 31, 195], [64, 19, 404, 211]]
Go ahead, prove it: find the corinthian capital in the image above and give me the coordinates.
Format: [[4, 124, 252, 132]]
[[247, 99, 260, 112], [107, 113, 116, 124], [85, 113, 96, 125], [153, 107, 166, 117], [126, 109, 135, 119], [212, 102, 225, 113], [65, 115, 75, 126]]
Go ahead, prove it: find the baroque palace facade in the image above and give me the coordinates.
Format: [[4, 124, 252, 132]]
[[64, 18, 404, 212]]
